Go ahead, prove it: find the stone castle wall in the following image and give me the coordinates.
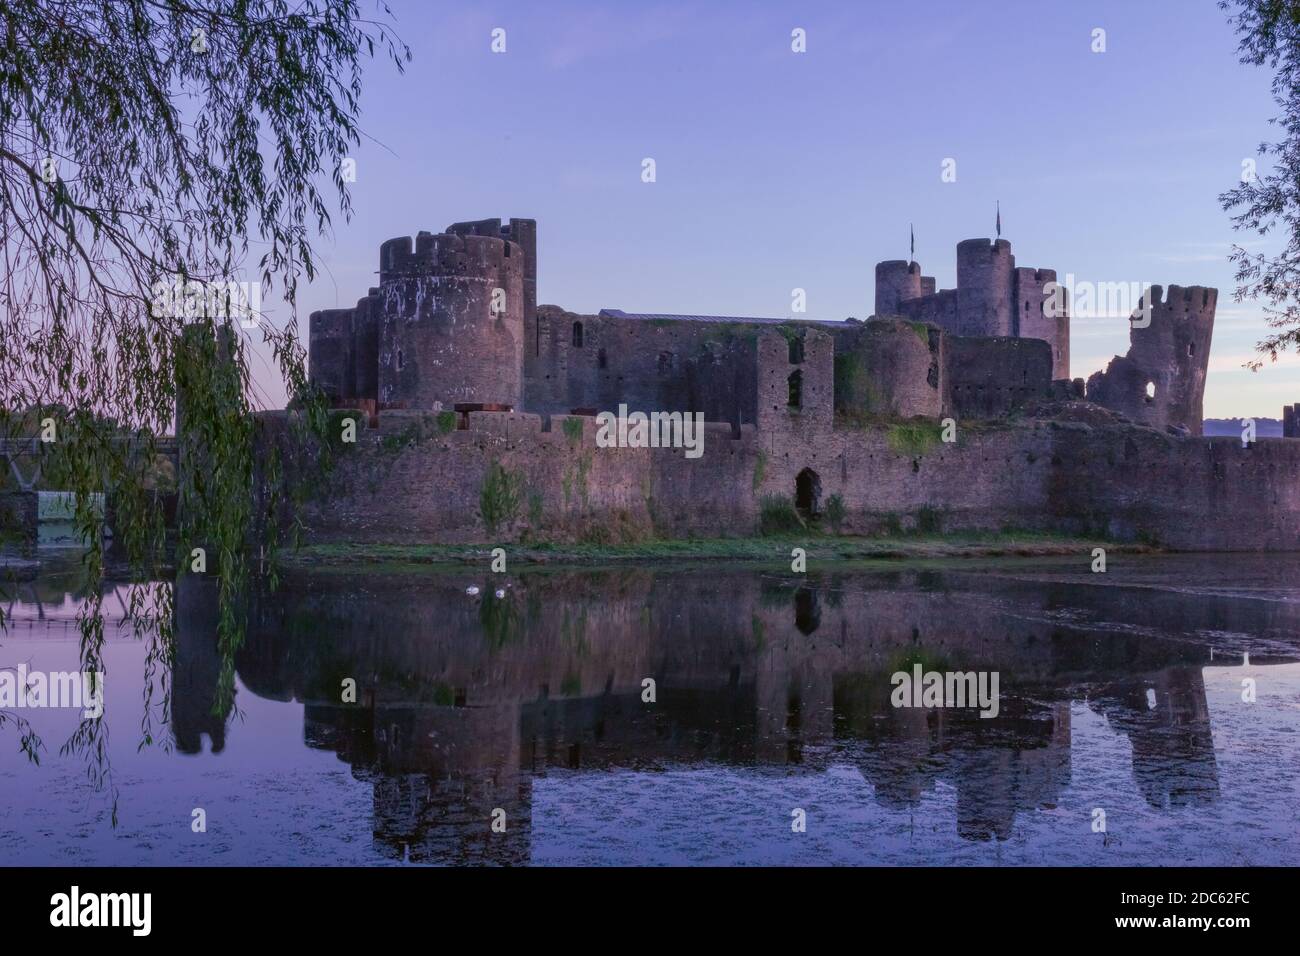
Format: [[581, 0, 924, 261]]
[[255, 408, 1300, 552], [281, 221, 1282, 554], [525, 307, 763, 427], [945, 336, 1053, 420]]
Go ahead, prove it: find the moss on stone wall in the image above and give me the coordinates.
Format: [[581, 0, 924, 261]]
[[887, 421, 941, 456], [825, 493, 846, 533], [752, 450, 767, 492], [380, 422, 422, 453], [479, 460, 524, 534], [834, 350, 886, 418], [575, 453, 592, 505]]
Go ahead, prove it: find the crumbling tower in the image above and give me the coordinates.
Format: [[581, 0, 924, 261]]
[[1086, 286, 1216, 435]]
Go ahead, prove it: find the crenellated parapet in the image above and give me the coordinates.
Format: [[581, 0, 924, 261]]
[[874, 260, 923, 317], [1012, 266, 1069, 380]]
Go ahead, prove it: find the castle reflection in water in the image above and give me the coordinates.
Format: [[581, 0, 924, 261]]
[[169, 557, 1297, 864]]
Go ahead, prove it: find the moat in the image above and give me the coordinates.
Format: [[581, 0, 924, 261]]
[[2, 552, 1298, 866]]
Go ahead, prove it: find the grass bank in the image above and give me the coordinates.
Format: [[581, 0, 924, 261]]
[[278, 531, 1154, 571]]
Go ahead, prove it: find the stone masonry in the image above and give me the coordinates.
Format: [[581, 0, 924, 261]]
[[234, 216, 1300, 551]]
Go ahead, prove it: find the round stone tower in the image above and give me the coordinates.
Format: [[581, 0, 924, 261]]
[[874, 260, 923, 317], [956, 238, 1015, 337], [376, 230, 525, 410]]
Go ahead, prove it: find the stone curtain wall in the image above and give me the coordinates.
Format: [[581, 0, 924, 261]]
[[255, 410, 1300, 551], [525, 307, 762, 427]]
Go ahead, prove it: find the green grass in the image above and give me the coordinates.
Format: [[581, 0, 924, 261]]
[[280, 530, 1152, 572], [887, 420, 941, 456], [759, 494, 803, 535]]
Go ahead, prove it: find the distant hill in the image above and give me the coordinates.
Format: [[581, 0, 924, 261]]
[[1203, 417, 1283, 437]]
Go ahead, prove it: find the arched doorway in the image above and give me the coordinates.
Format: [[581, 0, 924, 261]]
[[795, 467, 821, 520]]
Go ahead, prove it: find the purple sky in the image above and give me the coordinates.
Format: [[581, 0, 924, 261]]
[[243, 0, 1299, 419]]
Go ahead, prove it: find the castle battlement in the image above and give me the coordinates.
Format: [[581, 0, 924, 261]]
[[1014, 267, 1058, 284], [1141, 284, 1218, 312], [306, 216, 1216, 449], [212, 213, 1300, 558], [379, 230, 523, 283], [956, 237, 1014, 260]]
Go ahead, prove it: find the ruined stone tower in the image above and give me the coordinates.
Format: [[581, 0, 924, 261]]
[[1086, 285, 1217, 436]]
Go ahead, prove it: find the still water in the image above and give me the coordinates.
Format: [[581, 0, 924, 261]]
[[2, 553, 1298, 866]]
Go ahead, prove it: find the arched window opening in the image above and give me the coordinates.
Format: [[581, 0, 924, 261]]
[[787, 370, 803, 408], [572, 321, 584, 348]]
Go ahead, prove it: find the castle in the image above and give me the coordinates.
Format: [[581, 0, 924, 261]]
[[247, 216, 1299, 552], [307, 218, 1217, 439]]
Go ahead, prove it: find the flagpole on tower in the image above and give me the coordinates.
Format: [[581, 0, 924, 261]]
[[996, 200, 1001, 239], [910, 223, 915, 265]]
